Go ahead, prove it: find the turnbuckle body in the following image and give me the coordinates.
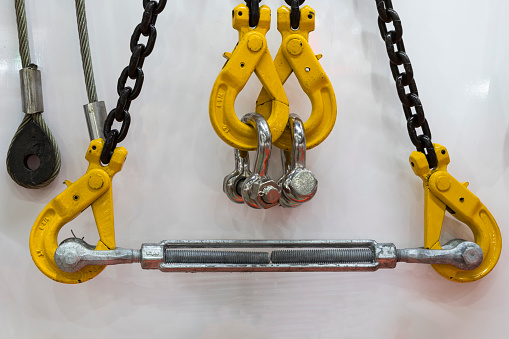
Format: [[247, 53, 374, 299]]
[[256, 5, 336, 151], [29, 139, 127, 284], [410, 143, 502, 282], [55, 238, 482, 274], [209, 4, 289, 150]]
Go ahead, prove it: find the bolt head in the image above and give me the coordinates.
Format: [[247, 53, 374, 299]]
[[436, 176, 451, 192], [289, 170, 317, 197], [88, 173, 104, 190], [287, 38, 304, 56], [248, 35, 264, 52], [64, 252, 79, 266], [282, 168, 317, 203], [462, 247, 482, 266], [261, 185, 279, 204], [243, 177, 279, 209]]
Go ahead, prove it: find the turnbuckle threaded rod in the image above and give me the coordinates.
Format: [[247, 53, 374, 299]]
[[271, 249, 374, 264], [165, 250, 270, 264]]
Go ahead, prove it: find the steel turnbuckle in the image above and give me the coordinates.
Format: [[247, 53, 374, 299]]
[[209, 3, 289, 151], [54, 238, 482, 276], [279, 114, 317, 207], [29, 139, 127, 284], [256, 5, 336, 151], [410, 143, 502, 282]]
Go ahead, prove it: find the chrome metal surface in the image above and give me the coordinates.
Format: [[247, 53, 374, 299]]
[[83, 101, 107, 141], [223, 149, 251, 203], [279, 114, 317, 207], [240, 113, 280, 209], [19, 65, 44, 114], [54, 238, 482, 273]]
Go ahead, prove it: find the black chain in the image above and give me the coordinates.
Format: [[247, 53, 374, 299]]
[[284, 0, 305, 30], [375, 0, 437, 169], [244, 0, 261, 28], [101, 0, 167, 164]]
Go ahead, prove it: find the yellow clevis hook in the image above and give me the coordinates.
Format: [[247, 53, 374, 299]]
[[209, 4, 289, 151], [410, 144, 502, 282], [29, 139, 127, 284], [256, 5, 337, 151]]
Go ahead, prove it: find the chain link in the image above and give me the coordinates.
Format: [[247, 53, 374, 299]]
[[244, 0, 261, 28], [284, 0, 305, 30], [101, 0, 167, 164], [375, 0, 437, 169]]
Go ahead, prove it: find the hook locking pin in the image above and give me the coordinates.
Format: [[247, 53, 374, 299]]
[[410, 144, 502, 282]]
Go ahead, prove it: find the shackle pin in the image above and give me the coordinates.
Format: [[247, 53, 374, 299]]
[[55, 238, 482, 274]]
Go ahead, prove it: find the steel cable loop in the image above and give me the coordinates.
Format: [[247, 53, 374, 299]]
[[101, 0, 166, 164], [375, 0, 437, 169], [7, 0, 61, 188], [6, 113, 62, 188]]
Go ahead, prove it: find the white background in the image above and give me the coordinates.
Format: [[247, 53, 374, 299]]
[[1, 0, 509, 338]]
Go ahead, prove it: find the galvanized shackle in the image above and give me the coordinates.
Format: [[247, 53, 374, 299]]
[[240, 113, 280, 209], [279, 114, 317, 207], [223, 149, 251, 203]]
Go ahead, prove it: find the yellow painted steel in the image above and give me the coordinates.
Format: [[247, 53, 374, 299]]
[[29, 139, 127, 284], [209, 4, 289, 151], [256, 5, 337, 150], [410, 144, 501, 282]]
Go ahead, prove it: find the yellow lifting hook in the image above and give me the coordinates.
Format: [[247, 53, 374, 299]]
[[410, 144, 502, 282], [29, 139, 127, 284], [256, 5, 337, 151], [209, 4, 290, 151]]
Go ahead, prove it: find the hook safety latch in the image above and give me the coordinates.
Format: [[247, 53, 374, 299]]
[[29, 139, 127, 284], [256, 5, 336, 151], [410, 143, 502, 282], [209, 4, 289, 151]]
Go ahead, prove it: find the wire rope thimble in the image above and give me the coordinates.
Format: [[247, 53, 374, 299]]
[[240, 113, 280, 209], [209, 3, 289, 151], [409, 144, 502, 283], [256, 4, 336, 151]]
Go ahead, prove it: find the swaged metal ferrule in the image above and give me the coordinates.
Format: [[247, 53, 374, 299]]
[[54, 238, 482, 275], [279, 114, 317, 207], [19, 64, 44, 114], [240, 113, 280, 209], [83, 101, 108, 141]]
